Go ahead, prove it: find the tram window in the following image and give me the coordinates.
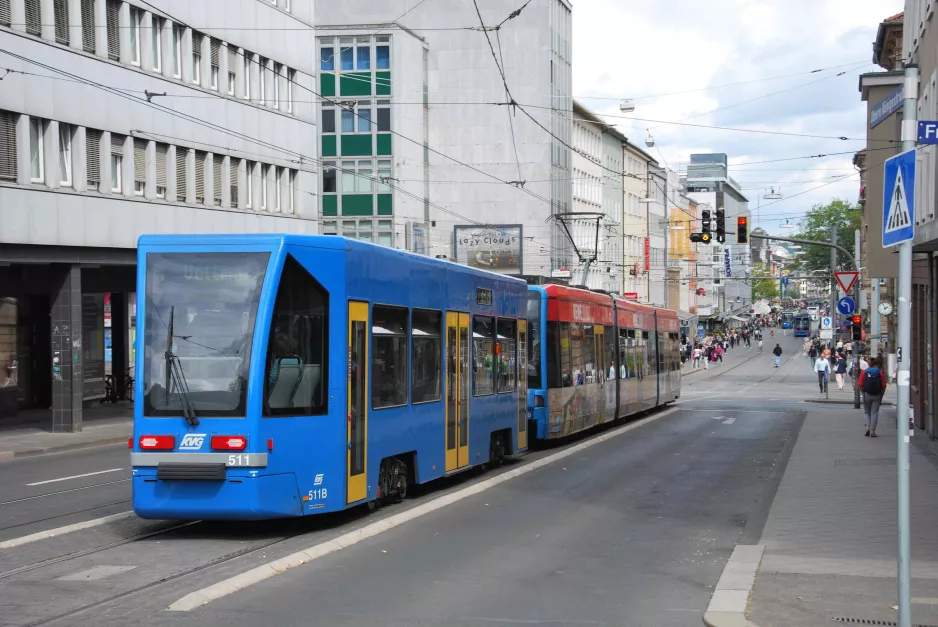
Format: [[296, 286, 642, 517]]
[[472, 316, 495, 396], [372, 305, 408, 409], [568, 323, 594, 385], [604, 325, 616, 379], [546, 321, 562, 389], [412, 309, 441, 404], [264, 255, 329, 416], [496, 318, 517, 393]]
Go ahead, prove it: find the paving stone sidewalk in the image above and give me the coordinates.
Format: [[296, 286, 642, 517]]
[[0, 415, 131, 459], [748, 403, 938, 627]]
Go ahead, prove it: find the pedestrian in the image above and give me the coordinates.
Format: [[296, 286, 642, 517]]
[[859, 357, 887, 437], [772, 343, 782, 368], [693, 345, 702, 369], [716, 343, 724, 363], [835, 353, 848, 390], [758, 338, 764, 352], [808, 344, 817, 366], [704, 345, 711, 370], [814, 350, 831, 393]]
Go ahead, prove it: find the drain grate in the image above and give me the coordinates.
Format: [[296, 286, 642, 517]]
[[832, 618, 938, 627]]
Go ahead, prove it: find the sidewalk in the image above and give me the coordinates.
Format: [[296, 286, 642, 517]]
[[744, 405, 938, 626], [0, 414, 131, 460]]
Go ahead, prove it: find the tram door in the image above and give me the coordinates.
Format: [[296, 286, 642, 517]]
[[445, 312, 470, 471], [517, 320, 528, 451], [347, 302, 368, 504], [594, 325, 605, 423]]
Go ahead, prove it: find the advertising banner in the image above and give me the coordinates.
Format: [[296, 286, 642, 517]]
[[453, 225, 523, 275]]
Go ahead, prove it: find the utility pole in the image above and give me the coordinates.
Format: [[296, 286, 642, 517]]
[[895, 62, 917, 627], [854, 230, 862, 409], [830, 224, 838, 345]]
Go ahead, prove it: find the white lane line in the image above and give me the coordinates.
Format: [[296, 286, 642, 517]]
[[722, 417, 736, 425], [0, 511, 134, 549], [167, 406, 681, 612], [27, 468, 125, 487]]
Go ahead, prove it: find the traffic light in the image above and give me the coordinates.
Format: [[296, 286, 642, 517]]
[[689, 232, 712, 244], [715, 208, 726, 243], [701, 209, 711, 235], [851, 315, 863, 342], [736, 216, 748, 244]]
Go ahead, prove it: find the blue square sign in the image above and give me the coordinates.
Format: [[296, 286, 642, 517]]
[[882, 149, 916, 247]]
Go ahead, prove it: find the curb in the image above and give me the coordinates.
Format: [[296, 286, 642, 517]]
[[0, 436, 129, 461], [702, 544, 764, 627]]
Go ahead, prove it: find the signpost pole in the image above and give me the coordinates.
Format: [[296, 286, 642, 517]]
[[830, 224, 838, 350], [895, 63, 917, 627], [854, 236, 862, 409]]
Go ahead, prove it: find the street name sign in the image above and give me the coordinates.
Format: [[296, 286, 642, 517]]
[[882, 149, 916, 247], [918, 120, 938, 144], [833, 271, 860, 294], [821, 329, 834, 340]]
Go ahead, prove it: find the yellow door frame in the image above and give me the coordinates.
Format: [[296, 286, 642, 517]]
[[456, 312, 470, 468], [347, 301, 368, 504], [445, 312, 459, 472]]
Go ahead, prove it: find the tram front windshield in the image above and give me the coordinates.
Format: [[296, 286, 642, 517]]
[[142, 252, 269, 417]]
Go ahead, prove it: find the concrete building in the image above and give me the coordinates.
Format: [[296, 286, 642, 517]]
[[621, 140, 655, 301], [683, 153, 752, 321], [645, 163, 669, 307], [313, 0, 573, 280], [668, 192, 700, 331], [0, 0, 317, 426]]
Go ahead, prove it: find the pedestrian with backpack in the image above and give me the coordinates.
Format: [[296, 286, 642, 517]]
[[859, 358, 887, 437], [772, 343, 782, 368]]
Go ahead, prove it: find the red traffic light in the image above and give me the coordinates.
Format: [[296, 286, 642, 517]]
[[851, 315, 862, 324], [737, 216, 747, 226]]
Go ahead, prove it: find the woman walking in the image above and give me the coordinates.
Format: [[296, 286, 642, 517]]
[[859, 357, 887, 437], [835, 353, 848, 390]]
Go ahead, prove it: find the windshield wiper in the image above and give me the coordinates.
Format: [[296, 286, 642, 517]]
[[165, 305, 199, 427]]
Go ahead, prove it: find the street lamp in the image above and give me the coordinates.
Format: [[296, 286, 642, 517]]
[[619, 99, 636, 113]]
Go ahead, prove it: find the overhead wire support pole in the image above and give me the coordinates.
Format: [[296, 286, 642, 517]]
[[895, 62, 918, 627]]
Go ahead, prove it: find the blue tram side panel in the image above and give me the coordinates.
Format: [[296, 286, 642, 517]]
[[793, 314, 811, 337], [131, 234, 527, 521]]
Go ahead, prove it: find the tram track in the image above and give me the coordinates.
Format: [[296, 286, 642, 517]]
[[0, 499, 131, 534]]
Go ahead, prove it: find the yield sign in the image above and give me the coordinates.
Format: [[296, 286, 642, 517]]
[[834, 271, 859, 294]]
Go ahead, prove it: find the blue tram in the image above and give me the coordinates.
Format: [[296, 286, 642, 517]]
[[526, 285, 681, 439], [131, 234, 528, 520], [793, 313, 811, 337]]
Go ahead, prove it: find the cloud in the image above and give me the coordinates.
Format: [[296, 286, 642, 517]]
[[573, 0, 903, 232]]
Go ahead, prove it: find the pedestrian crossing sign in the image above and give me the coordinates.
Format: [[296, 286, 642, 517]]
[[883, 149, 916, 247]]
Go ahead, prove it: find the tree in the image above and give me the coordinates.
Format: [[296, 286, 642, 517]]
[[789, 199, 861, 273], [751, 263, 779, 302]]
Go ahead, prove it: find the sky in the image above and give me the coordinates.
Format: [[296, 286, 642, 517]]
[[571, 0, 903, 235]]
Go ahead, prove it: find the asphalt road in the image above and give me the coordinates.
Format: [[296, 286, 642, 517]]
[[0, 331, 818, 627]]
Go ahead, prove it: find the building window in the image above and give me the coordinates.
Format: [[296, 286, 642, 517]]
[[321, 220, 337, 235], [0, 0, 11, 26], [273, 63, 281, 109], [151, 17, 162, 72], [287, 70, 294, 113], [376, 36, 390, 69], [472, 316, 495, 396], [53, 0, 70, 45], [259, 57, 267, 105], [155, 143, 167, 197], [412, 309, 441, 403], [341, 159, 372, 194], [372, 305, 408, 409], [377, 220, 393, 247], [0, 111, 17, 182], [264, 255, 329, 416], [323, 161, 336, 194], [110, 133, 124, 192], [172, 24, 182, 77], [320, 46, 334, 72], [191, 32, 202, 84], [340, 101, 372, 133], [194, 150, 206, 203], [357, 39, 370, 70], [243, 51, 251, 100], [175, 147, 188, 201], [129, 7, 141, 66], [227, 45, 236, 95], [245, 160, 253, 208], [105, 0, 119, 60], [212, 153, 221, 205], [58, 124, 72, 187], [79, 0, 95, 52], [261, 164, 268, 209], [85, 128, 101, 190], [284, 0, 290, 12], [274, 166, 282, 211], [29, 118, 43, 183], [133, 138, 145, 195], [24, 0, 40, 37], [340, 38, 353, 71], [377, 160, 392, 194], [377, 101, 391, 131], [209, 38, 220, 90], [230, 158, 238, 209], [321, 105, 336, 133]]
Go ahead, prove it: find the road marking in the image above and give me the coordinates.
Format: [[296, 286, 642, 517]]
[[27, 468, 125, 487], [711, 416, 726, 420], [0, 511, 134, 549], [722, 417, 736, 425], [167, 406, 681, 612]]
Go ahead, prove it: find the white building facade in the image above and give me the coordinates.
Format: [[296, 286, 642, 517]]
[[0, 0, 317, 427], [621, 141, 654, 301], [314, 0, 574, 279]]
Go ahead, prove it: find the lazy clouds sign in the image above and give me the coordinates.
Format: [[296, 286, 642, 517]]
[[454, 225, 523, 276]]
